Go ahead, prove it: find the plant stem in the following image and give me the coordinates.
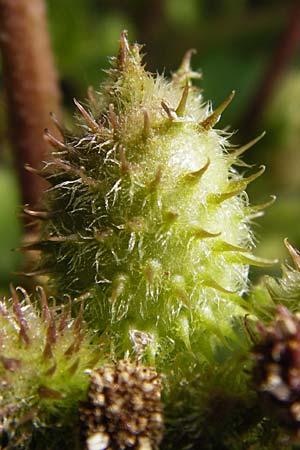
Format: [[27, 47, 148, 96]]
[[238, 1, 300, 136], [0, 0, 62, 210]]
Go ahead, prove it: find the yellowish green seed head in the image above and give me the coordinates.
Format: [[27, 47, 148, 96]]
[[32, 32, 274, 366], [21, 32, 281, 449]]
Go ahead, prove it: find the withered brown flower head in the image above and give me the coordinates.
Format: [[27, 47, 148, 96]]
[[80, 360, 164, 450], [252, 305, 300, 432]]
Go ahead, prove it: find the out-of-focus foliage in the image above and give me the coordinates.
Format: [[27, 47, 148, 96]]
[[0, 0, 299, 284], [251, 72, 300, 269], [46, 0, 290, 123], [47, 0, 136, 97], [0, 166, 21, 289]]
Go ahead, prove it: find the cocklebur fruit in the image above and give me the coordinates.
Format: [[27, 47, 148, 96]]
[[0, 285, 103, 449], [25, 32, 277, 448], [27, 31, 274, 362]]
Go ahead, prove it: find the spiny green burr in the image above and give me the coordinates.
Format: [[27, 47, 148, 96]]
[[0, 285, 103, 449], [26, 31, 277, 365], [28, 32, 273, 348], [24, 31, 279, 448]]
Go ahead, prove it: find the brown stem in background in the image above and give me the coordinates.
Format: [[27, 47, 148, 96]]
[[139, 0, 165, 42], [0, 0, 62, 211], [238, 1, 300, 137]]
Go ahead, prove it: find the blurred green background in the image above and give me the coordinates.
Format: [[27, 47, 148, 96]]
[[0, 0, 299, 287]]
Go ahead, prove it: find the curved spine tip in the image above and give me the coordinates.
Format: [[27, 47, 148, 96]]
[[44, 128, 66, 150], [173, 49, 201, 84], [209, 186, 245, 204], [243, 165, 265, 184], [176, 83, 189, 116], [229, 131, 266, 159], [24, 164, 39, 175], [73, 98, 100, 133], [37, 286, 51, 323], [53, 159, 99, 188], [181, 49, 196, 72], [23, 207, 51, 220], [118, 145, 130, 174], [49, 111, 65, 136], [118, 30, 130, 69], [191, 227, 221, 239], [10, 284, 31, 345], [250, 195, 276, 214], [184, 158, 210, 183], [215, 241, 249, 253], [15, 286, 31, 305], [236, 253, 278, 267], [284, 238, 300, 271], [211, 166, 264, 205], [142, 108, 151, 138], [203, 277, 236, 294], [223, 165, 266, 200], [161, 101, 177, 121], [200, 90, 235, 130]]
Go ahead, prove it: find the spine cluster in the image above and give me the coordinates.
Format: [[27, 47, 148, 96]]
[[0, 286, 103, 448]]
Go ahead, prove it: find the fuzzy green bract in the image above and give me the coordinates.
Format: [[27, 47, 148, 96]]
[[29, 32, 279, 448]]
